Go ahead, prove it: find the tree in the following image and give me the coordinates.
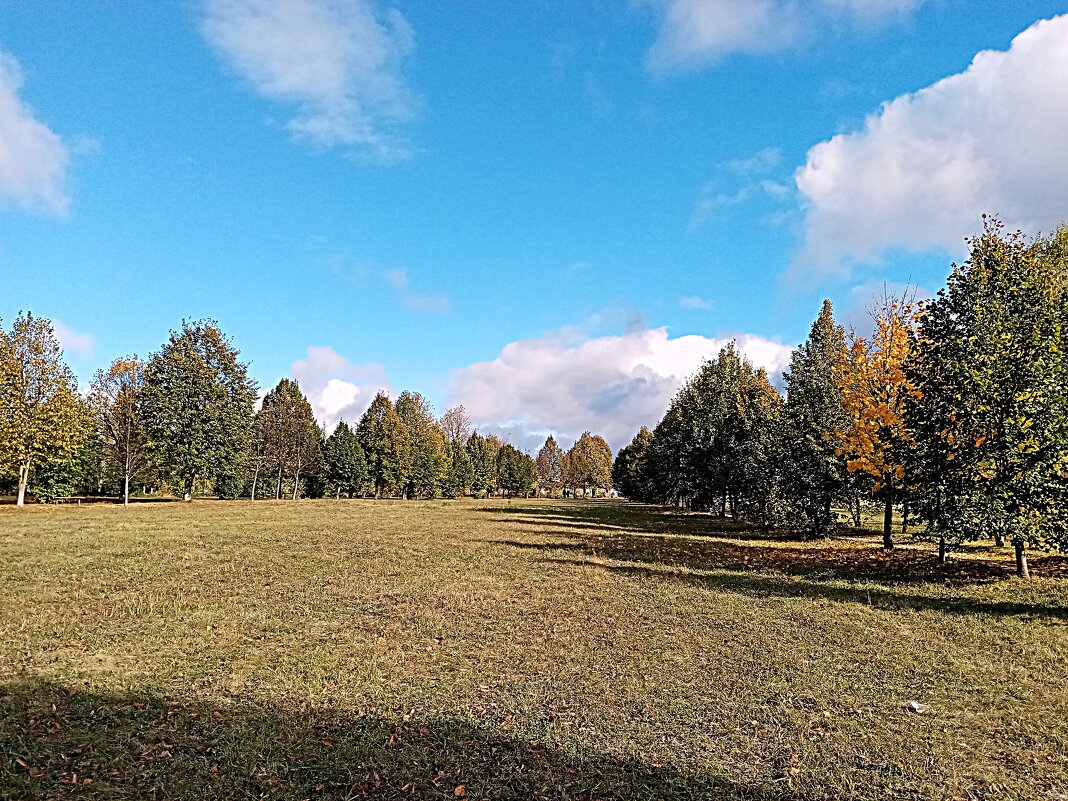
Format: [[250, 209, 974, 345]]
[[832, 296, 922, 548], [356, 392, 411, 498], [258, 379, 322, 500], [535, 435, 564, 496], [439, 405, 472, 446], [396, 390, 449, 499], [88, 356, 152, 505], [781, 300, 849, 535], [613, 427, 653, 501], [322, 421, 368, 498], [497, 444, 536, 497], [907, 219, 1068, 576], [466, 432, 497, 497], [443, 439, 474, 498], [564, 432, 613, 497], [0, 313, 91, 506], [140, 320, 257, 501]]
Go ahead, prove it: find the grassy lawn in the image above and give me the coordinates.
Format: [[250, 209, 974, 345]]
[[1, 499, 1066, 800]]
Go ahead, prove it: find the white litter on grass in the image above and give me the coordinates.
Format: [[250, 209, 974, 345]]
[[906, 701, 931, 714]]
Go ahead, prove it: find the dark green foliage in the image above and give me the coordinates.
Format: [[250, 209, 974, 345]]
[[497, 444, 536, 497], [257, 379, 322, 500], [781, 300, 849, 534], [322, 421, 368, 498], [443, 440, 474, 498], [613, 427, 654, 502], [356, 392, 411, 498], [140, 320, 258, 501]]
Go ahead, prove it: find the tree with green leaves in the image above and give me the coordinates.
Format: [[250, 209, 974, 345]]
[[497, 444, 537, 497], [395, 390, 449, 499], [535, 435, 564, 496], [443, 439, 474, 498], [613, 427, 654, 502], [140, 320, 258, 501], [0, 312, 92, 506], [466, 432, 497, 497], [781, 300, 849, 535], [258, 378, 322, 500], [88, 355, 152, 505], [356, 392, 411, 498], [907, 219, 1068, 576], [322, 421, 368, 498]]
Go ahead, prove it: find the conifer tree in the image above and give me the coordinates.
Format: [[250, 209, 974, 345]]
[[781, 300, 849, 534], [322, 420, 368, 498], [356, 392, 411, 498], [613, 427, 654, 502], [535, 435, 564, 496]]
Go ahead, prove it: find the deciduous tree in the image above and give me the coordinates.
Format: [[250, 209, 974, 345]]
[[357, 392, 411, 498], [88, 355, 152, 505]]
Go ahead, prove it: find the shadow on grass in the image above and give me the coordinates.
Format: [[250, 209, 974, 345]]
[[0, 677, 795, 801], [542, 557, 1068, 622]]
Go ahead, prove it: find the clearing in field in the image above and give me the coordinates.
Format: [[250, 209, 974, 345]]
[[1, 499, 1066, 800]]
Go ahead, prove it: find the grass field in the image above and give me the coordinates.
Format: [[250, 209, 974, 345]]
[[1, 499, 1067, 800]]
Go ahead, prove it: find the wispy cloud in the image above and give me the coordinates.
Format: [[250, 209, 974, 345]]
[[647, 0, 926, 72], [382, 267, 449, 315], [0, 51, 70, 214], [679, 295, 713, 310], [52, 319, 95, 357], [793, 14, 1068, 275], [691, 145, 793, 227], [202, 0, 417, 160]]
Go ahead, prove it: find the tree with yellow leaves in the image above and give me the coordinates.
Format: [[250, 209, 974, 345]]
[[832, 295, 922, 549]]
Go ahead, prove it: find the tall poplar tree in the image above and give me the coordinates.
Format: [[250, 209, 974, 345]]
[[140, 320, 257, 501]]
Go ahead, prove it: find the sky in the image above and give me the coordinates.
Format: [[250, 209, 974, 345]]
[[2, 0, 1066, 453]]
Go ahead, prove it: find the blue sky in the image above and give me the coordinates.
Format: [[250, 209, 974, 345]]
[[2, 1, 1066, 451]]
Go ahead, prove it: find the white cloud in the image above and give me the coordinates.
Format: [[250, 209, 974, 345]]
[[692, 146, 793, 226], [0, 52, 69, 213], [448, 324, 793, 453], [679, 295, 713, 309], [382, 267, 449, 314], [647, 0, 925, 71], [202, 0, 416, 159], [290, 345, 392, 431], [52, 319, 94, 357], [794, 14, 1068, 273]]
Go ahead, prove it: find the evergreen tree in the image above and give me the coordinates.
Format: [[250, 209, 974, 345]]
[[613, 427, 654, 501], [322, 421, 368, 498], [781, 300, 849, 534], [497, 444, 536, 497], [356, 392, 411, 498], [0, 312, 93, 506]]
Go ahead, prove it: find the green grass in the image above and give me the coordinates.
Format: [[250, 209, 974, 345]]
[[1, 499, 1066, 800]]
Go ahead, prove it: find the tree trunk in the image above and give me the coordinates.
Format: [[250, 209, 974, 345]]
[[292, 460, 301, 501], [1015, 541, 1030, 579], [882, 493, 894, 550], [901, 499, 909, 535], [16, 460, 29, 507], [183, 474, 194, 502], [994, 531, 1006, 548], [275, 465, 283, 500], [250, 465, 259, 501], [123, 473, 130, 507], [336, 486, 341, 500], [938, 535, 947, 564]]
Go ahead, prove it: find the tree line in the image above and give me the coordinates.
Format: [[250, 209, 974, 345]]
[[0, 319, 616, 506], [612, 219, 1068, 576]]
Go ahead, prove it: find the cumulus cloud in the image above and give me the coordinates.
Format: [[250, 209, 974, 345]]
[[647, 0, 925, 71], [290, 345, 392, 431], [794, 14, 1068, 273], [52, 319, 95, 357], [202, 0, 416, 159], [383, 267, 449, 315], [0, 52, 69, 213], [448, 325, 793, 453]]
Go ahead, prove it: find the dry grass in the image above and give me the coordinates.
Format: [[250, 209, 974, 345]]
[[1, 498, 1066, 800]]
